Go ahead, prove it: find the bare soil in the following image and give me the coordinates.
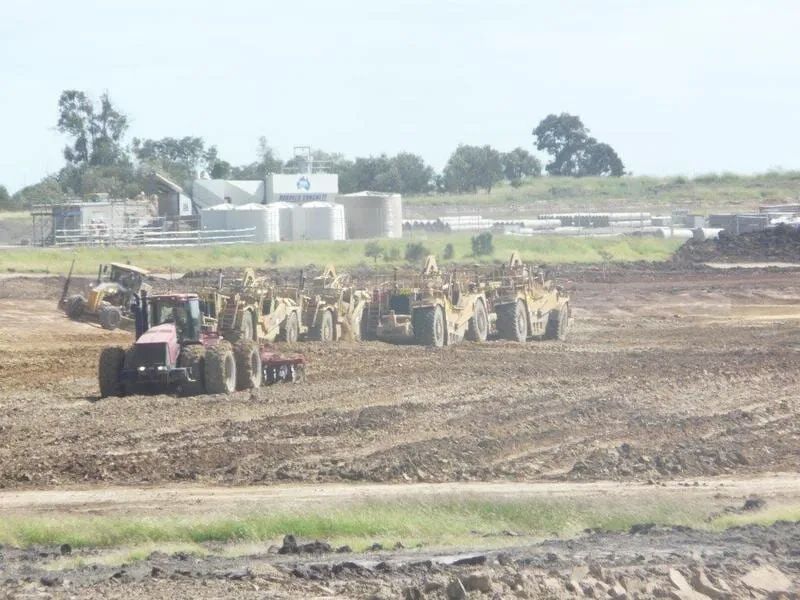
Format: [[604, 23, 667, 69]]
[[1, 267, 799, 489], [1, 266, 799, 597]]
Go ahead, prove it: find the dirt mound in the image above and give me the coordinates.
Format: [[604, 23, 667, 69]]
[[677, 224, 800, 263]]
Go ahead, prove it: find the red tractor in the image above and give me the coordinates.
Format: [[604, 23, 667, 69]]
[[98, 292, 305, 398]]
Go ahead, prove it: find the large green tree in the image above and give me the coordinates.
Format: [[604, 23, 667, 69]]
[[443, 144, 504, 193], [532, 113, 624, 177], [335, 153, 433, 194], [501, 147, 542, 185], [230, 137, 284, 179], [57, 90, 129, 166], [132, 135, 219, 188]]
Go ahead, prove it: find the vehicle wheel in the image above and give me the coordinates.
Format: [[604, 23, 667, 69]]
[[466, 299, 489, 342], [98, 346, 126, 398], [497, 300, 527, 342], [360, 304, 376, 341], [234, 340, 262, 390], [350, 304, 366, 342], [414, 305, 445, 347], [311, 310, 334, 342], [545, 302, 570, 341], [204, 340, 237, 394], [279, 312, 299, 343], [99, 305, 123, 330], [66, 295, 86, 319], [178, 344, 206, 396]]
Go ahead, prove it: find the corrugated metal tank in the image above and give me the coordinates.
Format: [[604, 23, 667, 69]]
[[295, 202, 346, 241], [336, 192, 403, 239]]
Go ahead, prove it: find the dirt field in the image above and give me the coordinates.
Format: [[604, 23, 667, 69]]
[[1, 266, 799, 488], [1, 265, 799, 597]]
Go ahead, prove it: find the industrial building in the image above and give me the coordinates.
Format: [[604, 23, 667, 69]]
[[31, 195, 156, 246], [192, 172, 402, 242]]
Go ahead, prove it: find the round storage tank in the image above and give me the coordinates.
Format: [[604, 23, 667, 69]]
[[234, 204, 280, 243], [266, 201, 295, 241], [200, 203, 235, 233], [296, 202, 346, 241], [337, 192, 403, 239]]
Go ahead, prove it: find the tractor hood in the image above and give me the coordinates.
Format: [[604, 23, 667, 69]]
[[136, 323, 180, 366], [138, 323, 177, 345]]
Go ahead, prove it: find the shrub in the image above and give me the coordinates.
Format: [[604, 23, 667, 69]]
[[443, 243, 454, 260], [471, 232, 494, 256], [404, 242, 430, 262], [364, 241, 384, 263]]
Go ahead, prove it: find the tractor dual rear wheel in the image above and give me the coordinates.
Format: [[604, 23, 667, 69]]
[[234, 340, 262, 390], [414, 305, 445, 347], [205, 340, 237, 394], [98, 346, 126, 398], [178, 344, 206, 396]]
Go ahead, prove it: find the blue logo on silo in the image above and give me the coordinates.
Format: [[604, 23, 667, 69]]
[[296, 176, 311, 191]]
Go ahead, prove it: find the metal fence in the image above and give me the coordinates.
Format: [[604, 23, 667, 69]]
[[52, 226, 256, 248]]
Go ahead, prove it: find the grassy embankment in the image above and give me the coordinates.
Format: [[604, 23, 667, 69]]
[[0, 234, 683, 274], [404, 171, 800, 216], [2, 495, 797, 565]]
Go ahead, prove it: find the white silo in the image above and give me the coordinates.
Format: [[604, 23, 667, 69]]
[[234, 204, 280, 243], [296, 201, 346, 241], [337, 191, 403, 239], [266, 201, 295, 241]]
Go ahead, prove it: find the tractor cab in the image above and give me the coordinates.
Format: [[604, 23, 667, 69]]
[[146, 294, 203, 343]]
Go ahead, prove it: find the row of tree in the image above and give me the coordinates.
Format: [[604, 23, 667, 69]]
[[1, 90, 625, 209]]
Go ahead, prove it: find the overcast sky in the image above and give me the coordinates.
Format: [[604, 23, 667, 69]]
[[2, 0, 799, 193]]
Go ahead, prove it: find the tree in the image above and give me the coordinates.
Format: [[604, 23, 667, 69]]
[[0, 185, 11, 210], [471, 232, 494, 256], [57, 90, 128, 166], [231, 137, 283, 179], [11, 176, 68, 208], [501, 147, 542, 185], [443, 145, 504, 193], [131, 135, 223, 189], [443, 243, 454, 260], [532, 113, 624, 177], [364, 241, 384, 263], [387, 153, 434, 194]]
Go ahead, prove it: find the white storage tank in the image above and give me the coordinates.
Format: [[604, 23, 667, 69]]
[[336, 191, 403, 239], [266, 201, 295, 241], [295, 201, 346, 241], [200, 203, 235, 231], [233, 204, 280, 243]]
